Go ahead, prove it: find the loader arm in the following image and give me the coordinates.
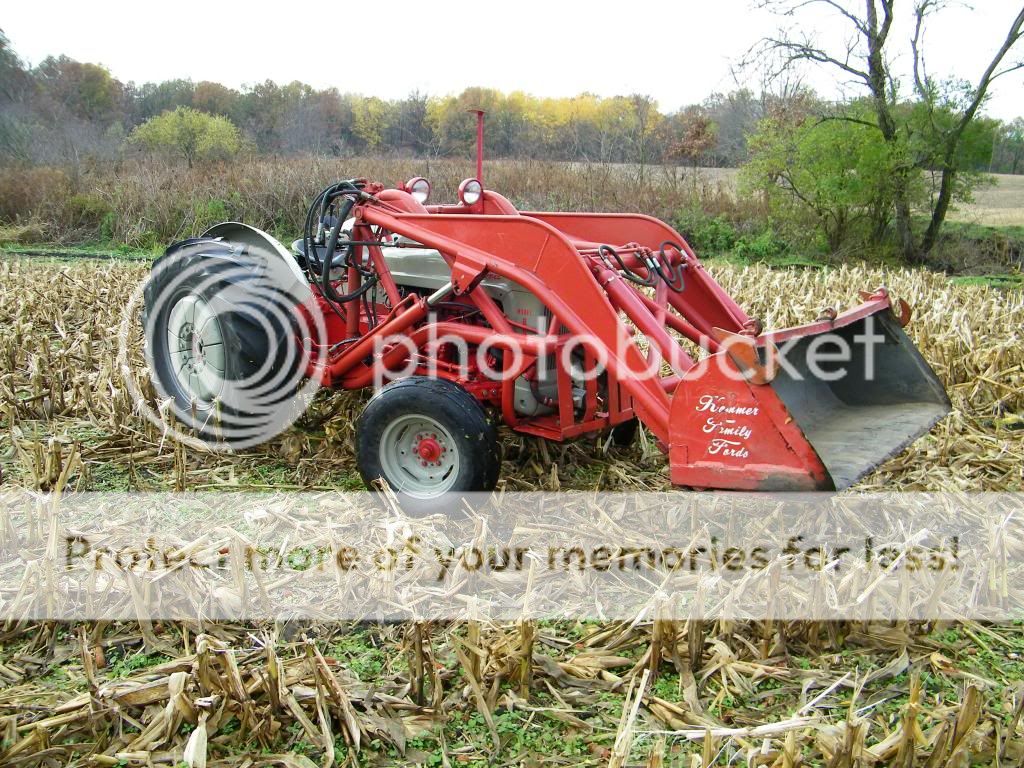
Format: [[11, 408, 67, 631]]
[[356, 203, 950, 491], [357, 207, 674, 443], [523, 212, 749, 338]]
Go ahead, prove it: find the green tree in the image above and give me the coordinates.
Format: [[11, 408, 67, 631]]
[[993, 117, 1024, 174], [628, 94, 661, 183], [192, 81, 239, 120], [129, 79, 194, 124], [129, 107, 240, 167], [0, 29, 30, 103], [351, 96, 390, 152], [34, 55, 124, 124], [754, 0, 1024, 263], [743, 103, 907, 251]]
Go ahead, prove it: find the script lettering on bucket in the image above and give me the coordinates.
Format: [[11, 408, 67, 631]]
[[696, 394, 758, 460]]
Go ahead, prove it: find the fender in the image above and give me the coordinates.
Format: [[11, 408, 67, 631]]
[[203, 221, 313, 304]]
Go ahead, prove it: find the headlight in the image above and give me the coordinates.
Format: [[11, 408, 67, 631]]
[[405, 177, 431, 204], [458, 178, 483, 206]]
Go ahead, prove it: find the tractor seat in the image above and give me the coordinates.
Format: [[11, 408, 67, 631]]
[[291, 238, 345, 273]]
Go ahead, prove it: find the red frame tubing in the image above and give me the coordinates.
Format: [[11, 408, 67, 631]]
[[338, 324, 558, 390], [522, 212, 749, 339], [594, 264, 695, 376], [356, 206, 675, 444]]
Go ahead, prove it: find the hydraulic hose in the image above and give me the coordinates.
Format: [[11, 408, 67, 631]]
[[655, 241, 686, 293], [598, 244, 656, 287], [320, 196, 379, 305]]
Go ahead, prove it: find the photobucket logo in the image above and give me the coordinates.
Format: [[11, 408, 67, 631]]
[[118, 243, 328, 451], [366, 314, 888, 389], [762, 318, 885, 383], [367, 320, 616, 391]]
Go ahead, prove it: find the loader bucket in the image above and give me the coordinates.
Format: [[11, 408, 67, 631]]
[[765, 307, 950, 489], [668, 301, 950, 492]]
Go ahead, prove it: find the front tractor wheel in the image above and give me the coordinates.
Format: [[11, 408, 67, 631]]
[[356, 377, 500, 505]]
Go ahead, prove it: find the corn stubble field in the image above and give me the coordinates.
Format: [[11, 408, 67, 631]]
[[0, 248, 1022, 766]]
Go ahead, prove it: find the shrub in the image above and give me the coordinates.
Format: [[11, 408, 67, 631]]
[[673, 209, 738, 253], [928, 222, 1024, 273], [734, 229, 790, 262], [129, 107, 241, 168], [0, 222, 47, 244], [67, 193, 112, 228], [192, 197, 232, 230], [0, 157, 765, 248], [0, 166, 72, 222], [741, 107, 908, 253]]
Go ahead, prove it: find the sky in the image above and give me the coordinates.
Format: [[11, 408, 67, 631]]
[[3, 0, 1023, 119]]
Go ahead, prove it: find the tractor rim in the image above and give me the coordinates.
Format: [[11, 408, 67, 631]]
[[379, 414, 460, 497], [167, 294, 226, 409]]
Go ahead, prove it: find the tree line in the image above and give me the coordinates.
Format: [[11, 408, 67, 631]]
[[1, 29, 1022, 176], [2, 2, 1024, 269]]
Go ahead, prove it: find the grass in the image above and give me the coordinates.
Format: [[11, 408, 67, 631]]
[[2, 599, 1024, 764], [318, 620, 1024, 765], [0, 156, 742, 250], [330, 628, 392, 681], [2, 158, 1020, 278], [0, 154, 1015, 237], [951, 273, 1024, 288], [0, 243, 156, 260], [107, 650, 171, 678], [950, 172, 1024, 227]]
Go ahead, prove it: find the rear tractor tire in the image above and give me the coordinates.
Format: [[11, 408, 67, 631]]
[[356, 377, 501, 506], [142, 239, 304, 446]]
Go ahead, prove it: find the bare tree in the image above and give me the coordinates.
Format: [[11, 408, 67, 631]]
[[703, 89, 763, 166], [629, 94, 659, 185], [751, 0, 1024, 262]]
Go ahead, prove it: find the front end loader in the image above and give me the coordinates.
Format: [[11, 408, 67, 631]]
[[142, 114, 949, 502]]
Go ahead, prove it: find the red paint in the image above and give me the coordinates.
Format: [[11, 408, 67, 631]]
[[285, 124, 940, 490], [416, 436, 442, 463]]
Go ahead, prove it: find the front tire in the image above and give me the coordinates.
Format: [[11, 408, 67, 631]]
[[356, 377, 501, 505]]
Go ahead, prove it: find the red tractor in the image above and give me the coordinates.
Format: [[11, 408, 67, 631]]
[[142, 115, 949, 502]]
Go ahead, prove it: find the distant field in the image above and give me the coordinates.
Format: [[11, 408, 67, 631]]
[[682, 166, 1024, 227], [951, 173, 1024, 226]]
